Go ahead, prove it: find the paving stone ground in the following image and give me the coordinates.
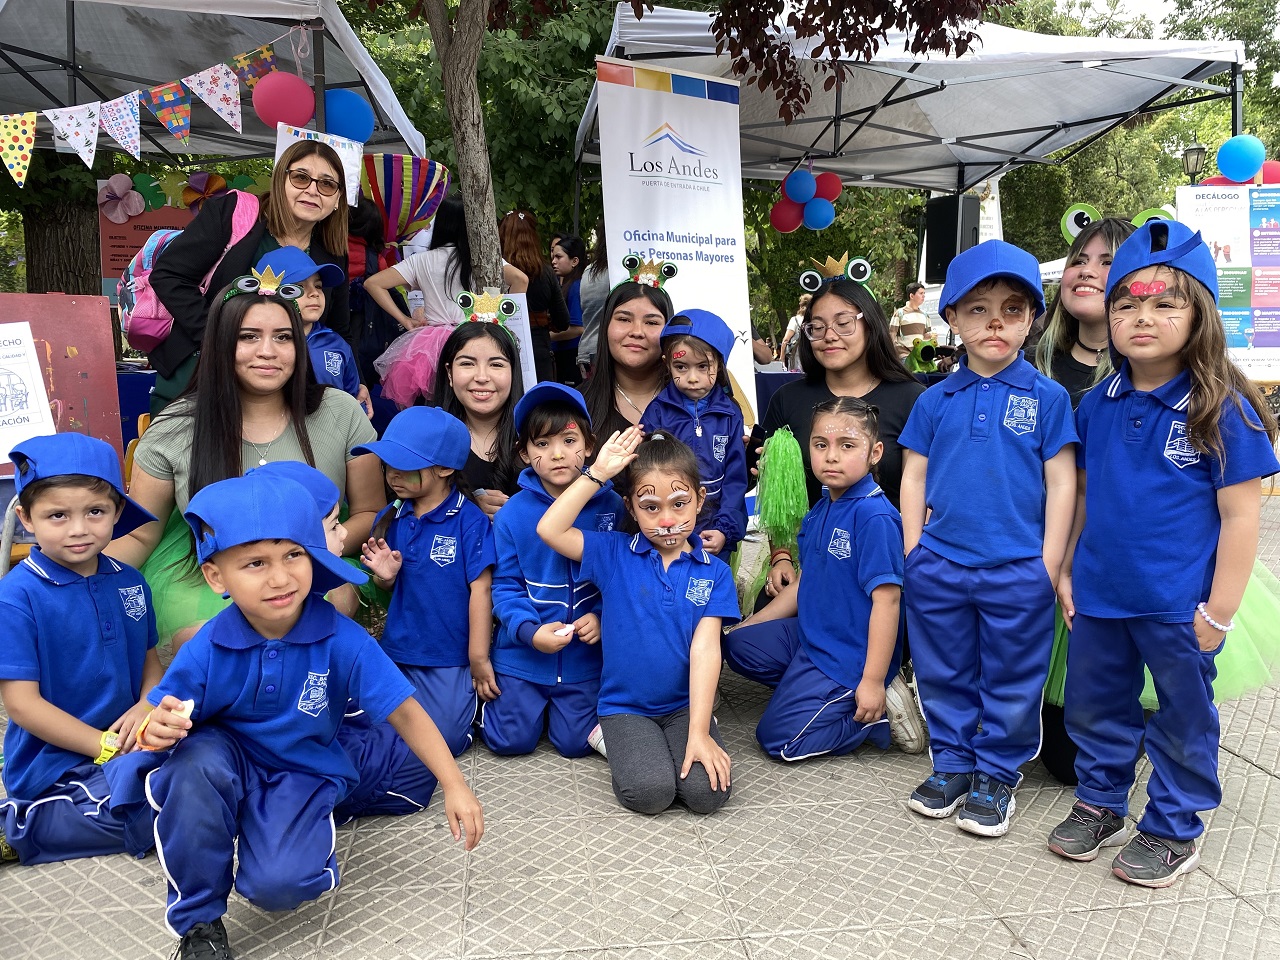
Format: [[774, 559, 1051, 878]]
[[4, 499, 1280, 959]]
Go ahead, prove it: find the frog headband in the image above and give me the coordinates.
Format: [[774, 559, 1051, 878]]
[[455, 290, 520, 343], [798, 252, 871, 294], [222, 266, 304, 304], [1060, 204, 1175, 244], [618, 254, 678, 290]]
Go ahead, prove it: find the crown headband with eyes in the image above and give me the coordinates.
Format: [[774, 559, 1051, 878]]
[[618, 254, 678, 290], [1060, 203, 1176, 244], [222, 266, 304, 305], [798, 252, 871, 294]]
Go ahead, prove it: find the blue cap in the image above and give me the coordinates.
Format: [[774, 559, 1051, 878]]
[[255, 246, 345, 288], [10, 433, 156, 538], [938, 240, 1046, 318], [662, 309, 737, 364], [1105, 219, 1218, 304], [350, 406, 471, 472], [247, 461, 340, 514], [513, 382, 591, 435], [184, 473, 365, 594]]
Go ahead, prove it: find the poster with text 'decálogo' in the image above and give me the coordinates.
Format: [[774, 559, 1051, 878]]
[[596, 58, 755, 417]]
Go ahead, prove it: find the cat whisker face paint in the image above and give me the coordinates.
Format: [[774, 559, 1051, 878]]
[[630, 475, 703, 551]]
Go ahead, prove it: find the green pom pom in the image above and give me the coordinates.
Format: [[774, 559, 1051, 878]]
[[757, 427, 809, 556]]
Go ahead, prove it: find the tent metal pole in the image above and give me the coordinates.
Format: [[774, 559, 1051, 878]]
[[832, 69, 841, 156], [0, 50, 67, 109], [312, 18, 327, 132], [573, 157, 582, 235], [65, 1, 76, 106], [1231, 63, 1243, 136]]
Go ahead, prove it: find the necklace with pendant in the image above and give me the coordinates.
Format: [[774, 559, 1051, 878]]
[[244, 413, 286, 467], [615, 384, 655, 418]]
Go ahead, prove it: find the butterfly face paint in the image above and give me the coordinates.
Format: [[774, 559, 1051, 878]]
[[629, 473, 702, 553]]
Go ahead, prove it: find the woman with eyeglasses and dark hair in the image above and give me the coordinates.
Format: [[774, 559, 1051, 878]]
[[758, 279, 925, 601], [148, 141, 354, 413]]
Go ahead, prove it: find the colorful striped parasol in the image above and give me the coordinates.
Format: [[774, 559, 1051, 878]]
[[361, 153, 451, 250]]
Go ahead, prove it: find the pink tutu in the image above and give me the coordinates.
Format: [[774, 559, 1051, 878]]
[[375, 324, 456, 408]]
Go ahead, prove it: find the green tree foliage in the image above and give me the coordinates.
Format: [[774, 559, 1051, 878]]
[[0, 210, 26, 293]]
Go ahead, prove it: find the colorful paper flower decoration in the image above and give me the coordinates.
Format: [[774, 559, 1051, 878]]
[[97, 173, 146, 223], [182, 171, 229, 212]]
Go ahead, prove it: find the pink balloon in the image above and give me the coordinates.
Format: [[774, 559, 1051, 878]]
[[1198, 174, 1243, 186], [252, 71, 316, 129], [1262, 160, 1280, 184], [813, 171, 843, 202], [770, 198, 804, 233]]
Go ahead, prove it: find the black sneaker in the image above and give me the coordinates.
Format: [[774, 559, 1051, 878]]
[[956, 772, 1016, 837], [175, 919, 236, 960], [908, 770, 972, 818], [1111, 832, 1200, 888], [1047, 801, 1128, 861]]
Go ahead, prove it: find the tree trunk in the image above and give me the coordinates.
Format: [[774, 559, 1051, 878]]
[[424, 0, 503, 291], [23, 194, 100, 296]]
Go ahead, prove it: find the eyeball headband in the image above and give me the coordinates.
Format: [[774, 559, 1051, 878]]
[[222, 266, 304, 304], [798, 253, 871, 294], [619, 254, 678, 290], [1060, 203, 1176, 244], [455, 290, 521, 345]]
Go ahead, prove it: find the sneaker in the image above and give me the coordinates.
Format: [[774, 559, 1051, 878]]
[[956, 772, 1017, 837], [0, 829, 17, 863], [587, 723, 607, 758], [885, 674, 927, 753], [908, 771, 972, 818], [1111, 832, 1200, 888], [1047, 801, 1128, 861], [175, 919, 235, 960]]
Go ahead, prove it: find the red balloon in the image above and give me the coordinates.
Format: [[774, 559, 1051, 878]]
[[252, 71, 316, 129], [1262, 159, 1280, 184], [1198, 174, 1243, 185], [770, 198, 805, 233], [813, 171, 843, 202]]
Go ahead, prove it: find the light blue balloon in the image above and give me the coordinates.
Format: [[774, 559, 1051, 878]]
[[784, 170, 817, 204], [803, 198, 836, 231], [1217, 135, 1266, 183]]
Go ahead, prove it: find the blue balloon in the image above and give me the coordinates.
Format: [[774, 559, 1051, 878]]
[[784, 170, 817, 204], [1217, 134, 1266, 183], [803, 198, 836, 231], [324, 88, 376, 143]]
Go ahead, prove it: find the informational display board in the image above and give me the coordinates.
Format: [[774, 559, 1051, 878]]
[[98, 204, 194, 300], [0, 293, 123, 478]]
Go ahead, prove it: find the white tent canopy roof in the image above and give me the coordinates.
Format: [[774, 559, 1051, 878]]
[[0, 0, 424, 160], [576, 4, 1245, 193]]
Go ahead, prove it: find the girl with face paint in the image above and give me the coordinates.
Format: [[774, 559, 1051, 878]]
[[536, 428, 740, 815]]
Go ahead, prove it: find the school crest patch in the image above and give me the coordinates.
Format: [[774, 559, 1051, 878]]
[[297, 671, 329, 717], [686, 578, 713, 606], [118, 584, 147, 621], [430, 535, 457, 567], [828, 527, 851, 560], [713, 435, 729, 463], [596, 512, 617, 532], [1003, 395, 1038, 436], [323, 350, 343, 378], [1164, 421, 1201, 468]]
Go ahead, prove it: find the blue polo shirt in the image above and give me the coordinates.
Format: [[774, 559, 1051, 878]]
[[380, 490, 496, 667], [0, 550, 158, 800], [797, 475, 905, 691], [576, 532, 739, 718], [149, 597, 413, 799], [1074, 365, 1280, 621], [899, 353, 1077, 567], [307, 324, 360, 397]]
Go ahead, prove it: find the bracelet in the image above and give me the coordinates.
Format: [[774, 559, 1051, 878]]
[[94, 730, 119, 765], [582, 467, 606, 487], [771, 557, 793, 567], [1196, 602, 1235, 633], [769, 548, 792, 562]]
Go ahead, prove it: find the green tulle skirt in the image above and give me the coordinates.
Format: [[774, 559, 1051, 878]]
[[1044, 559, 1280, 709]]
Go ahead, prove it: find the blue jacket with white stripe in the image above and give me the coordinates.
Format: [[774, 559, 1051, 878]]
[[490, 468, 624, 685]]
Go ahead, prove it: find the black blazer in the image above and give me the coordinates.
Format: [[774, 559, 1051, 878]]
[[149, 192, 351, 379]]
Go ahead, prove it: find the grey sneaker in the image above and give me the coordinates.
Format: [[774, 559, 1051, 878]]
[[908, 771, 972, 818], [956, 772, 1016, 837], [1048, 801, 1128, 861], [1112, 832, 1199, 888], [885, 675, 927, 753]]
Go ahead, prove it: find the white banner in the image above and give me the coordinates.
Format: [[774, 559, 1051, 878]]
[[595, 57, 754, 415]]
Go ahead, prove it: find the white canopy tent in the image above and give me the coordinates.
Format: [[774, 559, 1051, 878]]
[[0, 0, 425, 161], [575, 4, 1246, 194]]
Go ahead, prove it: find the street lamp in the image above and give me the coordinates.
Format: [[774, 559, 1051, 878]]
[[1182, 134, 1206, 184]]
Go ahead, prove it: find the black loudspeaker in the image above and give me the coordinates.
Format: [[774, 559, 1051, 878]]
[[923, 195, 981, 284]]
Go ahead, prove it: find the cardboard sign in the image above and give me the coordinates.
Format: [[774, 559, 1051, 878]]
[[99, 205, 194, 297]]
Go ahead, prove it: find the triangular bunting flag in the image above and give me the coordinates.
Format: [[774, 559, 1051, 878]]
[[43, 102, 100, 169], [183, 63, 243, 133], [141, 81, 191, 146], [229, 44, 277, 89], [100, 92, 141, 159], [0, 112, 37, 187]]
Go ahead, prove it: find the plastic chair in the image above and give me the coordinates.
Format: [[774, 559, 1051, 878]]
[[124, 413, 151, 487]]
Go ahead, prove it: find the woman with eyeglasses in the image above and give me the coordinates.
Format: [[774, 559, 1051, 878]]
[[758, 279, 924, 602], [148, 141, 354, 413]]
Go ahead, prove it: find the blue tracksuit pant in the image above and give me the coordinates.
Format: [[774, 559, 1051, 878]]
[[723, 618, 890, 760], [1065, 614, 1220, 842], [905, 545, 1055, 785], [399, 664, 476, 757], [478, 673, 601, 758], [0, 763, 155, 865], [333, 709, 437, 823]]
